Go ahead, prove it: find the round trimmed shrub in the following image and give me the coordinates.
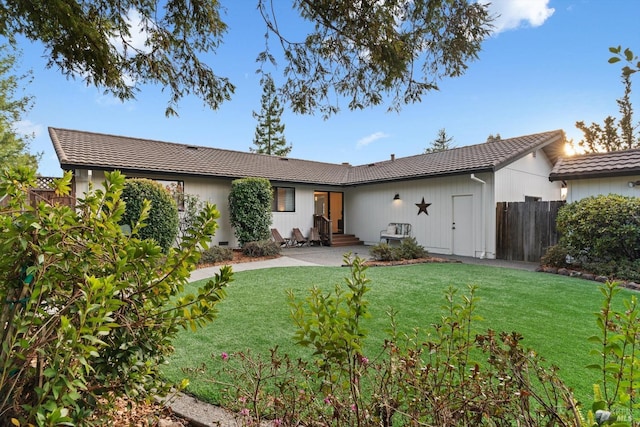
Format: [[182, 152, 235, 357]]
[[120, 178, 179, 252]]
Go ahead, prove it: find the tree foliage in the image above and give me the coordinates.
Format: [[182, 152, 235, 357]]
[[251, 74, 291, 156], [576, 47, 640, 153], [0, 45, 38, 170], [0, 167, 231, 425], [228, 177, 273, 246], [120, 178, 179, 252], [0, 0, 491, 116], [424, 128, 454, 153]]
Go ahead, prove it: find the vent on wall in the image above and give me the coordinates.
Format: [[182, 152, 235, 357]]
[[218, 241, 229, 246]]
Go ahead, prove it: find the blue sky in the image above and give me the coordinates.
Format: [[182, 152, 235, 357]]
[[11, 0, 640, 177]]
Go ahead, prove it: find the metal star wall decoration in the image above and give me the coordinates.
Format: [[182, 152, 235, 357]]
[[416, 197, 431, 216]]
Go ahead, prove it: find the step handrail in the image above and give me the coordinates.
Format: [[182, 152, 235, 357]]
[[313, 214, 332, 246]]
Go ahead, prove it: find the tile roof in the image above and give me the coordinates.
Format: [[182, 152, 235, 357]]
[[549, 148, 640, 181], [50, 128, 565, 186]]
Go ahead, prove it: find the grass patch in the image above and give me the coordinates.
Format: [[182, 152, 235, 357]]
[[162, 262, 630, 407]]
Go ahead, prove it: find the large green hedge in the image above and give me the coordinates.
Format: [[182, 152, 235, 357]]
[[556, 194, 640, 263], [120, 178, 179, 251], [228, 177, 272, 246]]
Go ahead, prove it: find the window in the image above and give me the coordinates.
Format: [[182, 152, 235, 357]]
[[272, 187, 295, 212]]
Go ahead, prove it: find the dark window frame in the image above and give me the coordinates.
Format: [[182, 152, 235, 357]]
[[272, 186, 295, 212]]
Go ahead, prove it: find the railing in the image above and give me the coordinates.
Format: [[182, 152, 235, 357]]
[[313, 214, 333, 246]]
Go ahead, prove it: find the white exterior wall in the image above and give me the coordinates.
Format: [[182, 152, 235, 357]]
[[72, 169, 331, 247], [494, 150, 562, 202], [345, 172, 497, 259], [271, 184, 318, 242], [565, 175, 640, 202]]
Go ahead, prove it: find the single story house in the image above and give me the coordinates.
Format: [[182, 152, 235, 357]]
[[49, 127, 566, 259], [549, 148, 640, 202]]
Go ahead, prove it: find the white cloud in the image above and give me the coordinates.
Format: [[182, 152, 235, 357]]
[[13, 120, 44, 138], [480, 0, 555, 34], [357, 131, 390, 148], [110, 9, 153, 54]]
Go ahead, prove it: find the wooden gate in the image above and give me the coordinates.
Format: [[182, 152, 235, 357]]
[[496, 200, 564, 262]]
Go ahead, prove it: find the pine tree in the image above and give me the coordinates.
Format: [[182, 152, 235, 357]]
[[251, 74, 291, 156], [424, 128, 454, 153]]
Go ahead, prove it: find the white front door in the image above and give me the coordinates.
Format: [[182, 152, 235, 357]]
[[452, 195, 474, 257]]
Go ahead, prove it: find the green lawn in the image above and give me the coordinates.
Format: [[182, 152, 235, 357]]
[[162, 262, 630, 406]]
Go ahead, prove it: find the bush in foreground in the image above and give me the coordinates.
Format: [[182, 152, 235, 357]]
[[0, 167, 231, 426], [211, 256, 582, 426]]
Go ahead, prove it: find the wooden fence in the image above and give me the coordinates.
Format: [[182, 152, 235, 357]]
[[496, 200, 565, 262], [29, 189, 75, 207], [0, 177, 75, 209]]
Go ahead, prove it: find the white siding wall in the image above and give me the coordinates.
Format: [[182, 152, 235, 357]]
[[565, 175, 640, 202], [345, 172, 497, 258], [72, 170, 322, 247], [494, 150, 562, 202], [271, 184, 318, 242]]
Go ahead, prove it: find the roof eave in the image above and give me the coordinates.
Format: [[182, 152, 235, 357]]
[[60, 163, 347, 186], [494, 131, 565, 171], [550, 169, 640, 182], [344, 167, 495, 186]]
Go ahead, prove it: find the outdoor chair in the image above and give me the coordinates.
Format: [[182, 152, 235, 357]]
[[271, 228, 292, 248], [292, 227, 309, 247], [309, 227, 322, 246]]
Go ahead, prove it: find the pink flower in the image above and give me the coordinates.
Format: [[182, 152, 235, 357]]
[[351, 403, 357, 412], [221, 352, 229, 361], [273, 419, 282, 426], [360, 355, 369, 365], [240, 408, 250, 417], [324, 396, 332, 405]]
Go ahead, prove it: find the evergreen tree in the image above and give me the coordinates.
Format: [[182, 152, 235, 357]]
[[0, 1, 491, 116], [0, 45, 39, 170], [424, 128, 454, 153], [251, 74, 291, 156]]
